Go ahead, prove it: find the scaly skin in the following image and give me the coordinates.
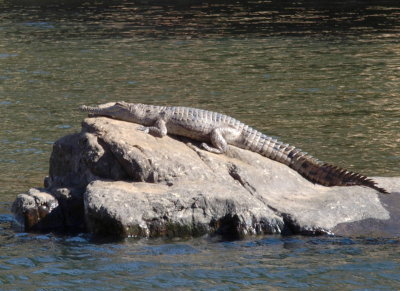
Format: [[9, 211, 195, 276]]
[[80, 101, 389, 194]]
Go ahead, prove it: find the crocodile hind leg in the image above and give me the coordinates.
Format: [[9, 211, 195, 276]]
[[201, 127, 240, 154]]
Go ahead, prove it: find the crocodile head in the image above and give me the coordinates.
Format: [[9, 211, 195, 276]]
[[80, 101, 141, 123]]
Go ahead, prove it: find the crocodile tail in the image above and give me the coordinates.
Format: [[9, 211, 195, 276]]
[[291, 156, 389, 194], [252, 135, 389, 194]]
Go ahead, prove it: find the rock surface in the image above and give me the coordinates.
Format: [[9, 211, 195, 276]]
[[11, 117, 400, 239]]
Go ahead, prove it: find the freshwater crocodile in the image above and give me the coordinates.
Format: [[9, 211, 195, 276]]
[[80, 101, 388, 194]]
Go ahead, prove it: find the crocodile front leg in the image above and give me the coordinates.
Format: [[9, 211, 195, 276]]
[[201, 127, 240, 154], [138, 118, 167, 138]]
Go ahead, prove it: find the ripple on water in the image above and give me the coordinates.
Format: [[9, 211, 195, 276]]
[[32, 70, 51, 75], [56, 125, 72, 129], [5, 257, 35, 268], [0, 53, 18, 59], [14, 147, 44, 154], [140, 243, 201, 256], [0, 214, 13, 223], [23, 22, 55, 29], [33, 267, 97, 276], [97, 261, 158, 273]]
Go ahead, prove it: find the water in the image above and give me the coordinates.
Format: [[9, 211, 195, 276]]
[[0, 226, 399, 290], [1, 0, 400, 289]]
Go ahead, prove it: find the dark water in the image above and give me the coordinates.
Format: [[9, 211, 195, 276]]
[[1, 0, 400, 289], [0, 223, 400, 290]]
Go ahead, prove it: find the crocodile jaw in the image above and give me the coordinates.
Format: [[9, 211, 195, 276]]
[[79, 102, 128, 118]]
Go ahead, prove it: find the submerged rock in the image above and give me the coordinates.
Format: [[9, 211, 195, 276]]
[[11, 117, 400, 239]]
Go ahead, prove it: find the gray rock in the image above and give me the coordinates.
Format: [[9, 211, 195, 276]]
[[11, 117, 400, 239], [11, 188, 62, 232], [84, 180, 283, 239]]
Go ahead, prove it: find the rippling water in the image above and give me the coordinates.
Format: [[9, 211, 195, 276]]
[[1, 0, 400, 288], [1, 211, 400, 290]]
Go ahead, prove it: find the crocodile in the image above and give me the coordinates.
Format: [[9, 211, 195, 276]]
[[80, 101, 389, 194]]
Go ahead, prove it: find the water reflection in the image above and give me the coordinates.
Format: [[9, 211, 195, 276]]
[[1, 222, 399, 289], [2, 0, 400, 39]]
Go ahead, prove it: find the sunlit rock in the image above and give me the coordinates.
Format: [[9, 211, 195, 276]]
[[11, 117, 400, 239]]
